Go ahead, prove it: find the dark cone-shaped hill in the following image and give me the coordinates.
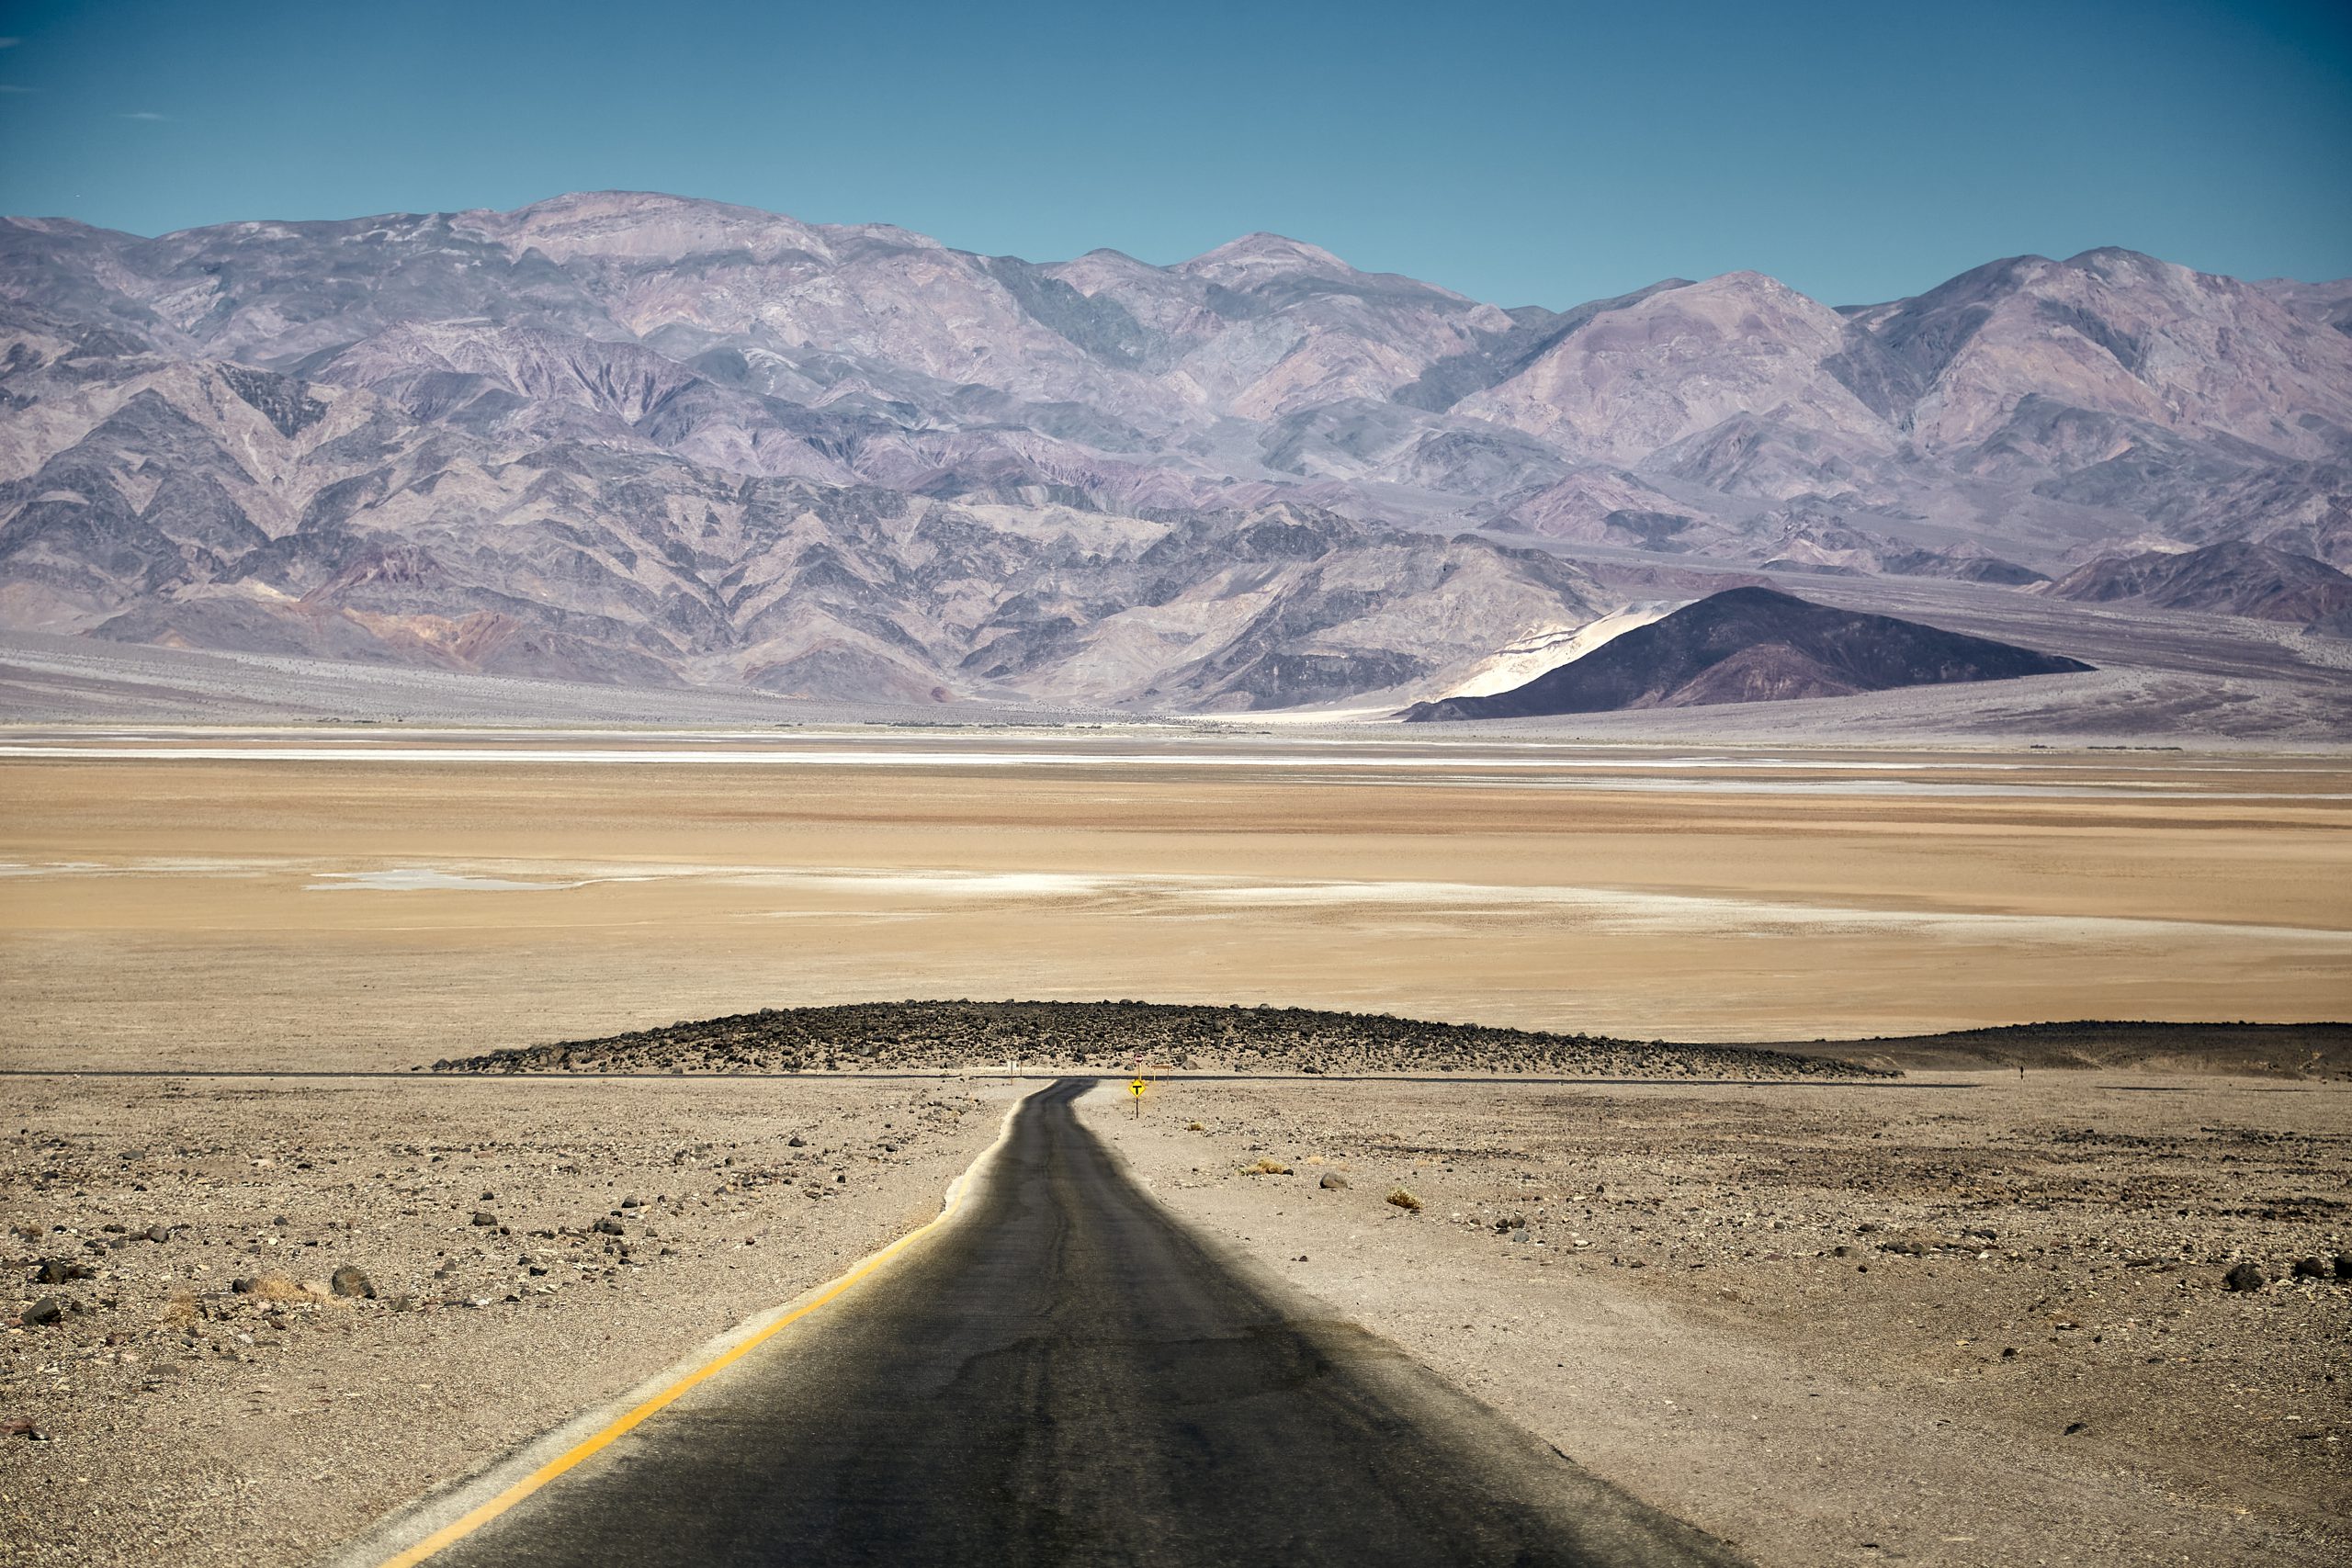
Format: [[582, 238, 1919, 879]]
[[426, 999, 1890, 1079], [1403, 586, 2091, 721]]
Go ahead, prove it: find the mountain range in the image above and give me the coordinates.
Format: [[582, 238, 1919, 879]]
[[2, 190, 2347, 711]]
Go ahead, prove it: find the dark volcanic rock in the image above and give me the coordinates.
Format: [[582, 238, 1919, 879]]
[[428, 998, 1890, 1081], [2224, 1261, 2268, 1292], [1403, 586, 2090, 720], [2045, 540, 2352, 625]]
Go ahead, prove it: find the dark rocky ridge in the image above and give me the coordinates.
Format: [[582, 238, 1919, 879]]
[[1404, 586, 2092, 720], [426, 1000, 1892, 1080], [2044, 541, 2352, 626], [1777, 1021, 2352, 1079]]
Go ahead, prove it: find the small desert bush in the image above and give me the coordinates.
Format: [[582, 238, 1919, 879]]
[[245, 1274, 325, 1303], [1385, 1187, 1422, 1212], [1247, 1157, 1292, 1176], [161, 1291, 199, 1327]]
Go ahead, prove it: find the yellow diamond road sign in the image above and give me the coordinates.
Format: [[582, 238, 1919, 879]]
[[1128, 1078, 1147, 1097]]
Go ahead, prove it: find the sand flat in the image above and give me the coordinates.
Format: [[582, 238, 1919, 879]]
[[3, 737, 2347, 1069]]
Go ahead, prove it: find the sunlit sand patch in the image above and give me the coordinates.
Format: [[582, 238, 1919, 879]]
[[1170, 877, 2352, 944], [724, 868, 1179, 899], [0, 858, 269, 879], [307, 868, 590, 893], [712, 866, 2352, 947]]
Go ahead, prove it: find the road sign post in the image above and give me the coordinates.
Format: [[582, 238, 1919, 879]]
[[1128, 1077, 1147, 1118]]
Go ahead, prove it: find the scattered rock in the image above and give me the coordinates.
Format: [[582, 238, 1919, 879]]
[[1317, 1173, 1349, 1190], [2290, 1257, 2326, 1280], [3, 1416, 48, 1441], [469, 1211, 498, 1227], [21, 1297, 62, 1325], [2335, 1254, 2352, 1280], [432, 1000, 1887, 1081], [593, 1217, 625, 1236], [329, 1265, 375, 1299], [2224, 1262, 2268, 1292]]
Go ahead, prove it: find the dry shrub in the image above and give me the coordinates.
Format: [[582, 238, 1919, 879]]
[[1186, 1122, 1204, 1132], [246, 1275, 326, 1303], [1385, 1187, 1422, 1212], [160, 1292, 198, 1327], [1248, 1157, 1292, 1176]]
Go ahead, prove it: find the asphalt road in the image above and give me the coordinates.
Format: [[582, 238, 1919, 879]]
[[426, 1079, 1745, 1567]]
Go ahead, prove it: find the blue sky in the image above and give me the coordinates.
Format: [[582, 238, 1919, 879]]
[[1, 0, 2346, 308]]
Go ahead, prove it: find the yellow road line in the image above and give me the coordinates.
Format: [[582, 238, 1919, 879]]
[[373, 1111, 1009, 1567]]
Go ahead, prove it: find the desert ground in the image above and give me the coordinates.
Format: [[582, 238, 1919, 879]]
[[1085, 1070, 2352, 1563], [0, 1073, 1019, 1565], [3, 729, 2348, 1565], [1, 730, 2347, 1069]]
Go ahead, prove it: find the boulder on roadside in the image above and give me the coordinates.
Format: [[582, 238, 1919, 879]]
[[329, 1265, 375, 1299]]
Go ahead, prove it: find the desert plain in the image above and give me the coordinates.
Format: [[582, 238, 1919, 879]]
[[2, 728, 2348, 1063], [2, 728, 2348, 1565]]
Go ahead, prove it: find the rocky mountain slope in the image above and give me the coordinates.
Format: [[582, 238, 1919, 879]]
[[1, 191, 2346, 708], [2044, 540, 2352, 626], [1402, 587, 2091, 719]]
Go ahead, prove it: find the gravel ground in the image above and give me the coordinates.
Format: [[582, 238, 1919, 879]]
[[1085, 1071, 2351, 1567], [0, 1075, 1014, 1566]]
